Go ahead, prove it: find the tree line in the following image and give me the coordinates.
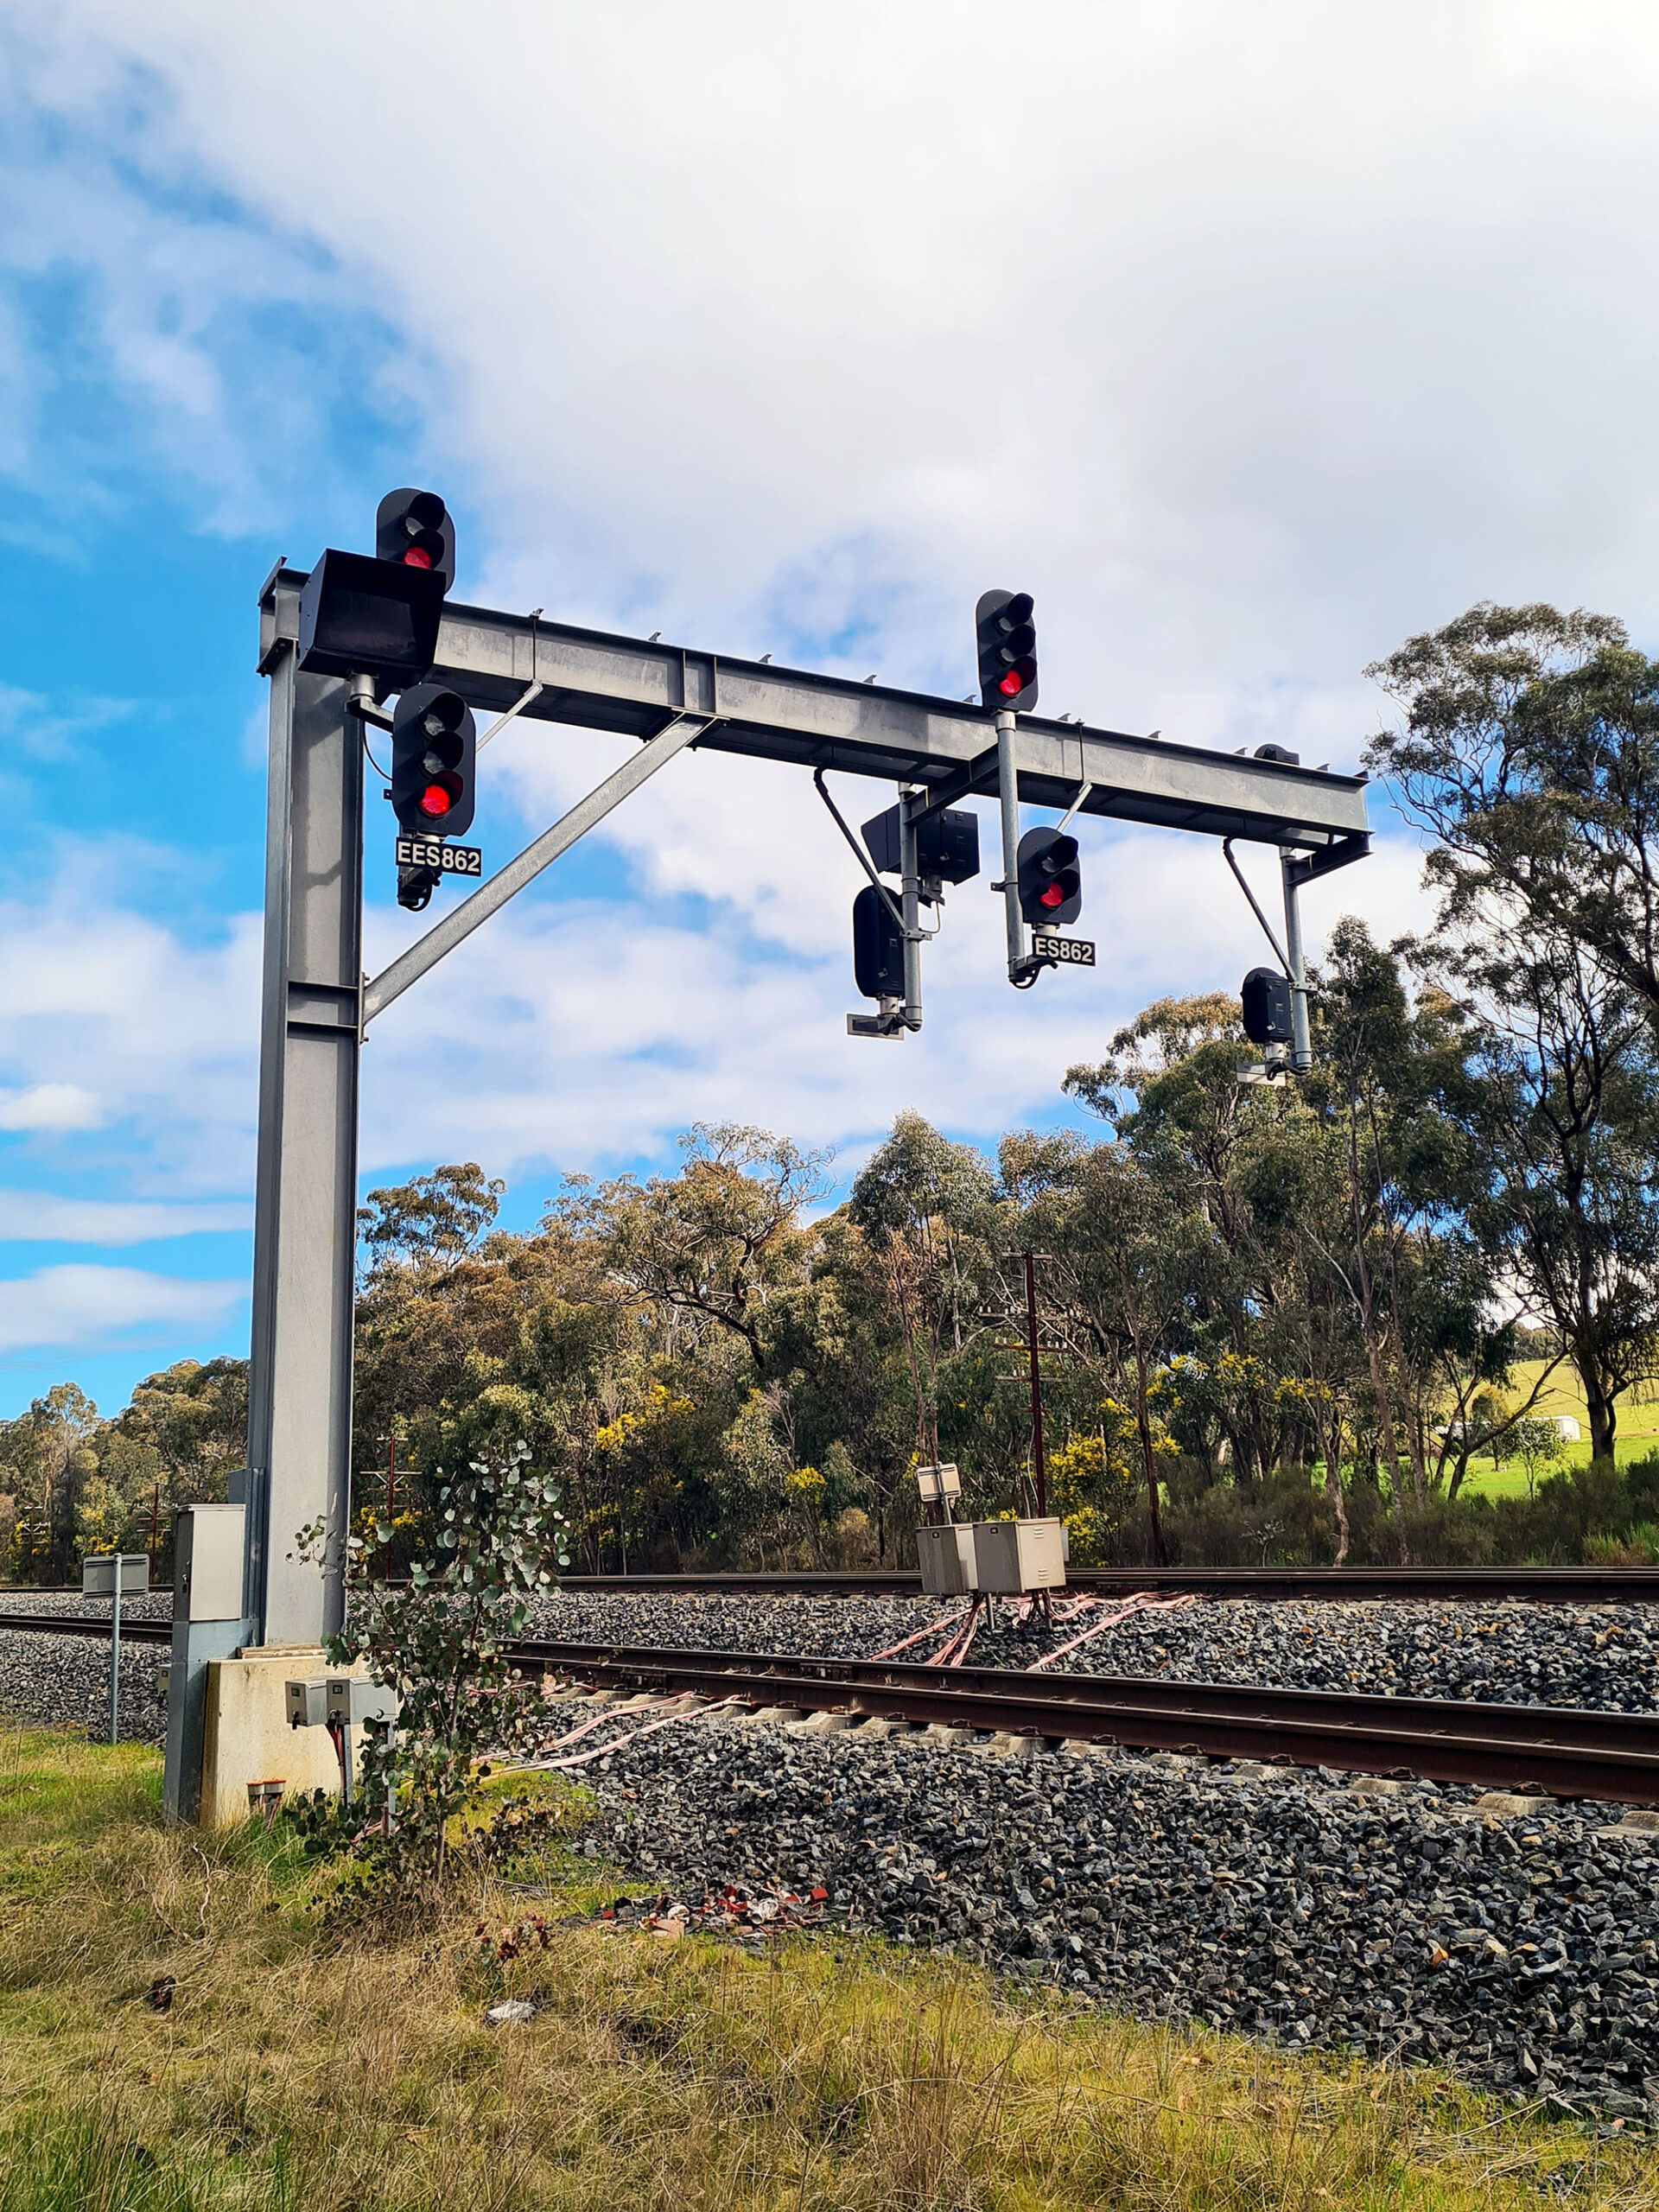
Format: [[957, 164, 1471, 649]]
[[9, 599, 1659, 1580]]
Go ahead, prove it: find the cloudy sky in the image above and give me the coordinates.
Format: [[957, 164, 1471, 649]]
[[0, 1, 1654, 1415]]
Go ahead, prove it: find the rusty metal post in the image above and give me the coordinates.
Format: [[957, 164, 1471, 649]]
[[1025, 1253, 1046, 1518]]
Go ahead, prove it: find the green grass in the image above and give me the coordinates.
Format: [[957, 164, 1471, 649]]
[[1452, 1357, 1659, 1497], [2, 1722, 1656, 2209]]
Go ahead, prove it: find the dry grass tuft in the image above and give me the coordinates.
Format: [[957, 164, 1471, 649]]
[[1, 1722, 1655, 2209]]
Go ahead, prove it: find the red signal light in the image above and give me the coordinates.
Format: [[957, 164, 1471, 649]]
[[403, 547, 433, 569], [1039, 881, 1065, 909], [976, 590, 1039, 712], [419, 782, 454, 817]]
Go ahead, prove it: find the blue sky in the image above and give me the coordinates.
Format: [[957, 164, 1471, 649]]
[[3, 2, 1657, 1419]]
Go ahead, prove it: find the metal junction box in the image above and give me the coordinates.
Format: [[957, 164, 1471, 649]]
[[916, 1523, 976, 1597], [174, 1503, 246, 1623], [286, 1678, 329, 1729], [966, 1517, 1067, 1595], [325, 1677, 398, 1728]]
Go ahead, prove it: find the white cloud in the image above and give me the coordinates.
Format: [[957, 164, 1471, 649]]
[[21, 0, 1659, 714], [0, 858, 259, 1192], [0, 1084, 102, 1130], [0, 801, 1432, 1225], [0, 1262, 243, 1354], [0, 1191, 247, 1243]]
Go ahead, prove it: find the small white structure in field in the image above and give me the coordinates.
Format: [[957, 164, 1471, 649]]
[[1551, 1415, 1581, 1442]]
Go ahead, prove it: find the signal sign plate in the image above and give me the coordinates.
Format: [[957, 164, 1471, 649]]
[[395, 838, 482, 875], [1033, 932, 1095, 966]]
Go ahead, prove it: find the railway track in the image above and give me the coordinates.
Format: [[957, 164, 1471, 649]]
[[510, 1636, 1659, 1805], [10, 1609, 1659, 1802], [15, 1564, 1659, 1601], [558, 1567, 1659, 1602], [0, 1611, 171, 1644]]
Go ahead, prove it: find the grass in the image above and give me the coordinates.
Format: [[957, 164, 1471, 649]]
[[1452, 1358, 1659, 1498], [3, 1726, 1657, 2209]]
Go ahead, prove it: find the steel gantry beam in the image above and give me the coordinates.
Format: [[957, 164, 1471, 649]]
[[258, 569, 1371, 859]]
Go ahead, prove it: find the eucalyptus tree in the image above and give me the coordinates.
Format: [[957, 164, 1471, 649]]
[[1367, 601, 1659, 1031]]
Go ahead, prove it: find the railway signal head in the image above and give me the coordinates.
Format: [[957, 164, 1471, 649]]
[[1241, 965, 1294, 1046], [976, 589, 1039, 713], [375, 487, 456, 593], [391, 683, 476, 839], [861, 804, 982, 888], [1016, 824, 1081, 926], [852, 884, 905, 1000], [297, 486, 456, 689]]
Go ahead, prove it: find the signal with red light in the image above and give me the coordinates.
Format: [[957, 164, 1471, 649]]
[[298, 486, 456, 688], [391, 683, 476, 841], [1016, 825, 1081, 927], [376, 488, 455, 592], [976, 589, 1039, 714]]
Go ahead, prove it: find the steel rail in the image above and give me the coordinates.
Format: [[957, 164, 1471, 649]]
[[552, 1567, 1659, 1604], [512, 1637, 1659, 1804], [16, 1565, 1659, 1604], [0, 1611, 171, 1644]]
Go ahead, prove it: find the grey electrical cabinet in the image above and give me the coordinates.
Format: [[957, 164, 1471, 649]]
[[916, 1523, 976, 1596], [969, 1517, 1067, 1594], [174, 1503, 246, 1623], [325, 1678, 398, 1727], [286, 1678, 329, 1728]]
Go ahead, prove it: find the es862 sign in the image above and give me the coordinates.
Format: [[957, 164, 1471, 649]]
[[395, 837, 482, 875], [1033, 931, 1096, 966]]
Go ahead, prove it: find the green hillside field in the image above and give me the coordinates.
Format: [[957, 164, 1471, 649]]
[[1449, 1357, 1659, 1498]]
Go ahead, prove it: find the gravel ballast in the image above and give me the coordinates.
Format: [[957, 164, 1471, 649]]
[[566, 1705, 1659, 2120], [524, 1590, 1659, 1713], [0, 1624, 167, 1743]]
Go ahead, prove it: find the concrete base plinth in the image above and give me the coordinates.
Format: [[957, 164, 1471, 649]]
[[198, 1645, 362, 1829]]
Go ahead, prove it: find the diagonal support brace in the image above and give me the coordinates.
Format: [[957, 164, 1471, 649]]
[[362, 712, 711, 1026]]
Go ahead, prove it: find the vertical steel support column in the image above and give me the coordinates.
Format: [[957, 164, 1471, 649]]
[[899, 788, 923, 1031], [244, 646, 362, 1647], [995, 710, 1025, 982], [1281, 849, 1313, 1075]]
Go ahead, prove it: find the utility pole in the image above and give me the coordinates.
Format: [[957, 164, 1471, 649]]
[[1024, 1252, 1047, 1518]]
